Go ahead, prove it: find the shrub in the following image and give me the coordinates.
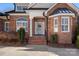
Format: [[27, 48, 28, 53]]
[[76, 35, 79, 48], [18, 27, 25, 43], [50, 34, 58, 43], [76, 24, 79, 35], [76, 24, 79, 48]]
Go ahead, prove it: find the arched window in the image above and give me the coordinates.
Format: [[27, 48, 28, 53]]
[[16, 17, 28, 32]]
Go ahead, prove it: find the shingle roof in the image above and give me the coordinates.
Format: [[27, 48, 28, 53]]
[[15, 3, 53, 8]]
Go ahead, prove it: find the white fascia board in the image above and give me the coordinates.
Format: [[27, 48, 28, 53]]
[[45, 3, 57, 16], [28, 3, 37, 9], [49, 13, 75, 17], [68, 3, 79, 11], [9, 13, 29, 16]]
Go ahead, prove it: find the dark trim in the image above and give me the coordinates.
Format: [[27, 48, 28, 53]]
[[5, 10, 15, 13], [14, 3, 16, 11], [10, 11, 26, 13], [28, 8, 48, 10], [5, 10, 26, 13]]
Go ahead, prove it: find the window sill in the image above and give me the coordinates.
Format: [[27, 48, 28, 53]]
[[33, 34, 45, 36], [61, 31, 70, 32]]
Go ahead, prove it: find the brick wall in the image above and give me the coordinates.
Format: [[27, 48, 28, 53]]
[[0, 19, 4, 31], [9, 15, 46, 45], [9, 14, 76, 45], [46, 3, 77, 44], [48, 15, 76, 44], [9, 15, 30, 41]]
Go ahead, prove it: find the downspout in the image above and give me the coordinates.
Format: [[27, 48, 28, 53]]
[[43, 12, 49, 45], [72, 11, 78, 44], [75, 12, 79, 43]]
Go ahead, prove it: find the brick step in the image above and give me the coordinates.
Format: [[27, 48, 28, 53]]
[[28, 36, 46, 45], [29, 40, 46, 45]]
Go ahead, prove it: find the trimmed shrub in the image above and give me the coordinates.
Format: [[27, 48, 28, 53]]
[[76, 24, 79, 35], [76, 35, 79, 48], [50, 34, 58, 43], [18, 27, 25, 43], [76, 24, 79, 48]]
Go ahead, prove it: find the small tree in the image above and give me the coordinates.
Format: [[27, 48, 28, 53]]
[[18, 27, 25, 44]]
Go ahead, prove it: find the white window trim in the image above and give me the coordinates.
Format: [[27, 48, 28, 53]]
[[4, 22, 10, 32], [61, 16, 70, 32], [54, 17, 58, 32], [49, 13, 75, 17], [16, 21, 28, 32]]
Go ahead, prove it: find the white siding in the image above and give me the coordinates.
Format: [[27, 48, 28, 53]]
[[28, 10, 46, 17]]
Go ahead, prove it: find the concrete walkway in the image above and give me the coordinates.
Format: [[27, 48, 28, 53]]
[[0, 45, 78, 56]]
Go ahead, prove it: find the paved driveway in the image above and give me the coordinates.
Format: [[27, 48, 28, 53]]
[[0, 45, 79, 56]]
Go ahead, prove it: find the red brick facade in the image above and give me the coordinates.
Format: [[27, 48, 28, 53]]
[[9, 14, 30, 42], [48, 16, 77, 44], [9, 15, 46, 45], [46, 3, 77, 44], [0, 3, 78, 45]]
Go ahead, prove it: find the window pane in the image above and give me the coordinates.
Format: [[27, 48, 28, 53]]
[[16, 21, 28, 32], [65, 25, 68, 31], [23, 22, 26, 26], [62, 18, 65, 24], [17, 6, 23, 10], [65, 18, 68, 24], [6, 27, 9, 31], [17, 6, 21, 10], [55, 19, 57, 25], [62, 25, 65, 31], [61, 17, 69, 32], [54, 17, 58, 32], [5, 22, 9, 32]]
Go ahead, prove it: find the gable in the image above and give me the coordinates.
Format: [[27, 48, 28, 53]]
[[15, 3, 53, 11], [45, 3, 79, 16]]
